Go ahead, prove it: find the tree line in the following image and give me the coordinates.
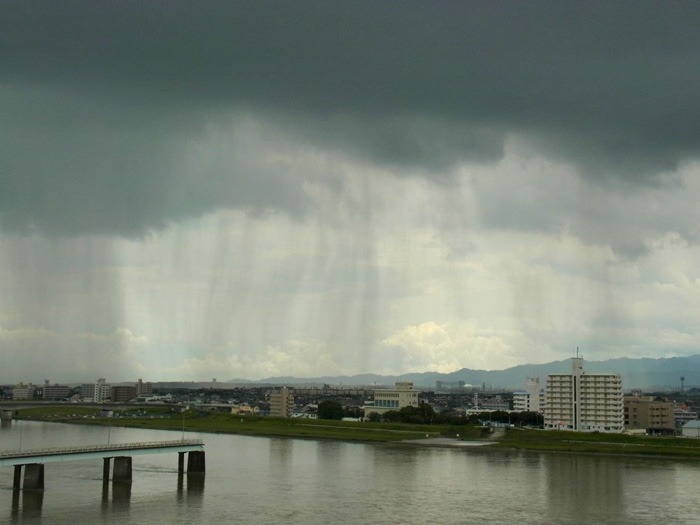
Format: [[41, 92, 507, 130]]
[[317, 399, 543, 427]]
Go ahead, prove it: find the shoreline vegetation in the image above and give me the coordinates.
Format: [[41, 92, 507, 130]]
[[12, 406, 700, 459]]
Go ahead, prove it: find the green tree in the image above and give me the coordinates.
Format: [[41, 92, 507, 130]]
[[381, 410, 401, 422], [317, 399, 344, 420], [398, 403, 437, 424], [514, 411, 541, 427], [366, 412, 381, 422]]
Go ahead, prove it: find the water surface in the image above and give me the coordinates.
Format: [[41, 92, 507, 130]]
[[1, 420, 697, 524]]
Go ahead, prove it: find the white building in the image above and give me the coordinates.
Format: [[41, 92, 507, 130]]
[[673, 405, 698, 428], [12, 383, 34, 400], [513, 377, 544, 413], [364, 382, 419, 417], [544, 356, 623, 433], [93, 378, 111, 403]]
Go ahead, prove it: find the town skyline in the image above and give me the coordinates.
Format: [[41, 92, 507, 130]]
[[4, 353, 698, 391]]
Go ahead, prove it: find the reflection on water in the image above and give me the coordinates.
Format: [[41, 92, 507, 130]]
[[268, 437, 294, 473], [3, 421, 700, 524], [112, 480, 132, 509], [545, 454, 624, 523], [100, 478, 131, 517], [10, 488, 44, 523], [176, 471, 205, 510]]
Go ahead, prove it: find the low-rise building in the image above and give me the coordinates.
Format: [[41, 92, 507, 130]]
[[111, 385, 137, 402], [624, 394, 674, 433], [478, 395, 511, 411], [681, 420, 700, 438], [364, 382, 419, 418], [42, 381, 70, 400], [12, 382, 34, 400], [230, 403, 257, 415], [673, 405, 698, 428]]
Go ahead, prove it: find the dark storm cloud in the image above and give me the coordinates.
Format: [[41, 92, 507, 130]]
[[1, 1, 699, 235]]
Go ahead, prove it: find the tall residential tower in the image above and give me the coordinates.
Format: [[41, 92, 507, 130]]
[[544, 356, 623, 433]]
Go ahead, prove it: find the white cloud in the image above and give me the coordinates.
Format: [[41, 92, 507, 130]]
[[379, 321, 528, 373]]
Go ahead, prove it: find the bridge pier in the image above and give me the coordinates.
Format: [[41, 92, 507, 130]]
[[102, 456, 133, 480], [113, 457, 133, 480], [0, 409, 13, 421], [177, 450, 205, 474], [12, 463, 45, 490], [24, 464, 45, 490], [186, 450, 205, 473], [14, 465, 22, 489]]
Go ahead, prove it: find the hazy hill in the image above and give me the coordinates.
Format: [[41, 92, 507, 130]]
[[237, 354, 700, 390]]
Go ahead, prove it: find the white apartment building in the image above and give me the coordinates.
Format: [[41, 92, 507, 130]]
[[544, 357, 623, 433], [513, 377, 544, 413], [12, 383, 35, 400], [93, 378, 111, 403], [364, 382, 419, 417]]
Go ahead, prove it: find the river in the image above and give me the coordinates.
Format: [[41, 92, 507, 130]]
[[1, 419, 699, 524]]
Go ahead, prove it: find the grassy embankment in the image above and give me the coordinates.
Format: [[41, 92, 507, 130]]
[[14, 406, 700, 458], [495, 427, 700, 458], [13, 406, 479, 442]]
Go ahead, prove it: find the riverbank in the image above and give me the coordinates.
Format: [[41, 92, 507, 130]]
[[496, 427, 700, 459], [12, 406, 700, 458], [12, 406, 472, 443]]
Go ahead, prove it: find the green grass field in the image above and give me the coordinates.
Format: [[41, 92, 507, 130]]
[[495, 427, 700, 458], [14, 407, 464, 442], [13, 406, 700, 458]]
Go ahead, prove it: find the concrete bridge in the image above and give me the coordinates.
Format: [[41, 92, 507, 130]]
[[0, 401, 236, 421], [0, 401, 178, 420], [0, 439, 205, 490]]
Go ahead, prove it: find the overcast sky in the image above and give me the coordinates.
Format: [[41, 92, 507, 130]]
[[2, 1, 700, 383]]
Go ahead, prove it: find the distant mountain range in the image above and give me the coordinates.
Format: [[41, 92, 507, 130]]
[[229, 355, 700, 390]]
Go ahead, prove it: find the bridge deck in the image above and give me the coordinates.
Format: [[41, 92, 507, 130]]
[[0, 439, 204, 467]]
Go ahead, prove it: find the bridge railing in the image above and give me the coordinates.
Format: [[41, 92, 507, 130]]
[[0, 439, 204, 459]]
